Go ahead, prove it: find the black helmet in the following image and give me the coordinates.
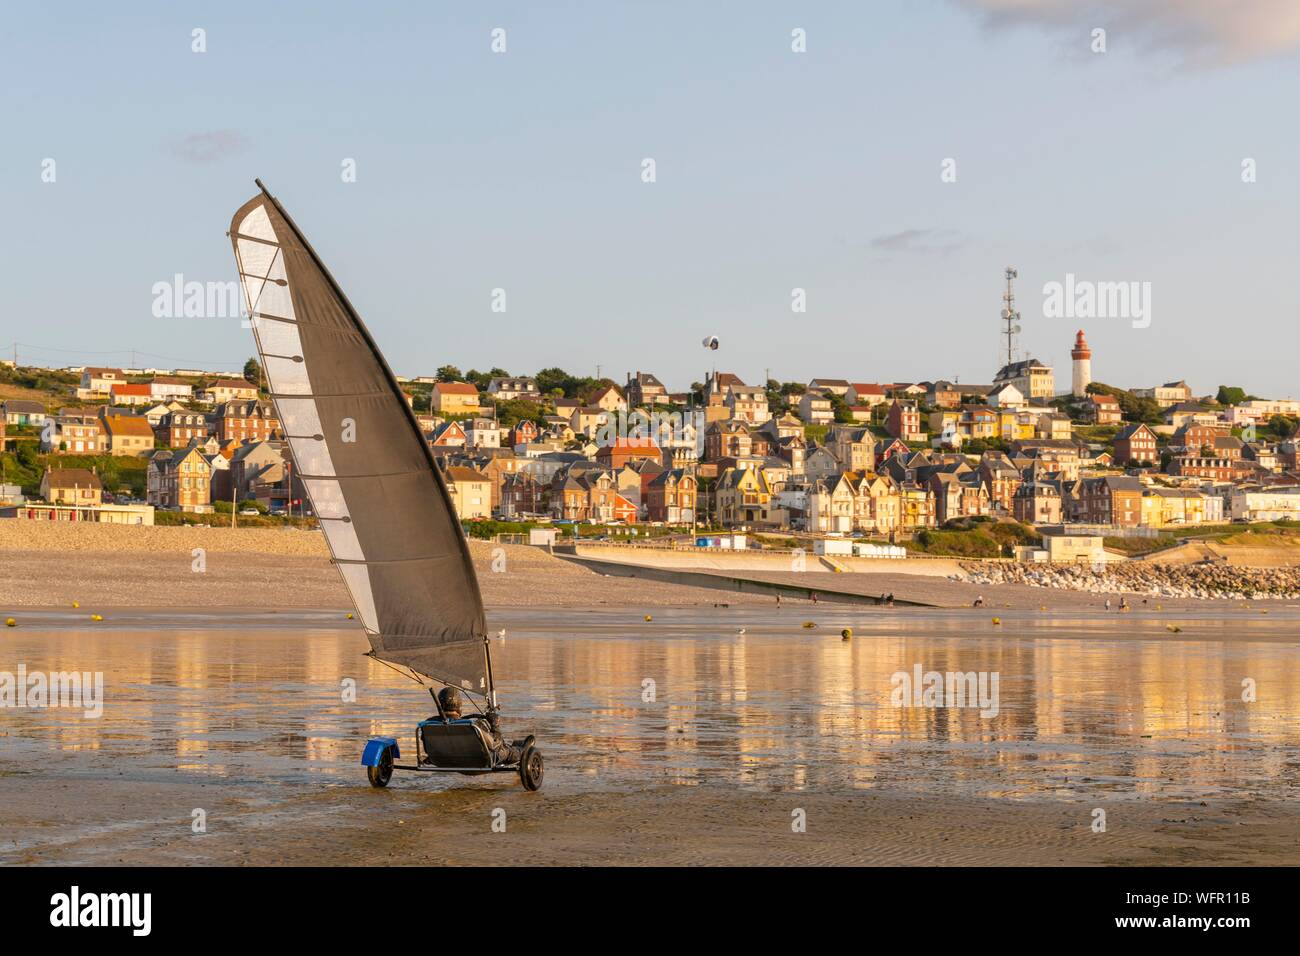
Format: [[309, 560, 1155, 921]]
[[437, 686, 462, 717]]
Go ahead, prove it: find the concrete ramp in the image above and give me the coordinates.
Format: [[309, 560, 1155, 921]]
[[555, 553, 940, 607]]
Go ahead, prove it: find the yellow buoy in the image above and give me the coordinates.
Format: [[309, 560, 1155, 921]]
[[346, 613, 353, 620], [72, 601, 79, 609], [1166, 624, 1182, 633], [4, 618, 15, 627], [802, 621, 816, 629], [840, 628, 852, 640], [991, 617, 1001, 625], [644, 615, 653, 621], [90, 614, 103, 622]]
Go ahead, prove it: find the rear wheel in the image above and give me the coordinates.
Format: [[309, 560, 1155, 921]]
[[367, 748, 393, 788], [519, 745, 544, 791]]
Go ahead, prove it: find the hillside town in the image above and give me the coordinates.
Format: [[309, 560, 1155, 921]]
[[3, 326, 1300, 554]]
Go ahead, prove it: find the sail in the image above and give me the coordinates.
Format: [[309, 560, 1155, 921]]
[[228, 183, 490, 694]]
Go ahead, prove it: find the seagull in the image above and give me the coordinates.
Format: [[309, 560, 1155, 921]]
[[737, 628, 746, 635], [497, 629, 507, 639]]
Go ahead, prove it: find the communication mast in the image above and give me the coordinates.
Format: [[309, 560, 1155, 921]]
[[1001, 267, 1021, 369]]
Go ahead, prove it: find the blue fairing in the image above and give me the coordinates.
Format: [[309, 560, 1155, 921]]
[[361, 736, 400, 766]]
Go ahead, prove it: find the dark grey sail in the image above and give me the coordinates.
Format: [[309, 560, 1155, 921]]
[[229, 182, 490, 694]]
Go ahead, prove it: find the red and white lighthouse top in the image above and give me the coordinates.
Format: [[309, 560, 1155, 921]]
[[1071, 329, 1091, 359]]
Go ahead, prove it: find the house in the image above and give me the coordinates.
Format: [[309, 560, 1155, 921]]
[[726, 385, 769, 424], [1084, 394, 1122, 425], [101, 414, 156, 457], [109, 383, 154, 407], [1012, 480, 1062, 524], [1162, 402, 1217, 429], [199, 378, 259, 404], [1076, 475, 1144, 527], [625, 371, 668, 407], [828, 425, 874, 473], [806, 474, 856, 534], [1229, 487, 1300, 522], [596, 438, 661, 471], [986, 383, 1027, 409], [215, 400, 280, 444], [886, 399, 922, 441], [78, 367, 124, 398], [979, 456, 1023, 513], [464, 418, 502, 449], [1171, 423, 1229, 454], [569, 406, 609, 438], [715, 466, 775, 528], [1, 400, 48, 427], [1113, 423, 1159, 466], [431, 381, 482, 416], [44, 415, 102, 453], [142, 401, 184, 427], [926, 381, 962, 409], [500, 472, 548, 518], [798, 391, 833, 425], [1141, 487, 1209, 528], [443, 466, 492, 519], [589, 386, 627, 414], [429, 420, 468, 447], [41, 467, 103, 506], [993, 358, 1055, 400], [807, 378, 850, 397], [146, 444, 213, 512], [1036, 414, 1073, 441], [507, 420, 539, 448], [157, 410, 210, 447], [148, 376, 193, 401], [229, 441, 288, 500], [487, 377, 540, 401], [643, 469, 697, 524], [1133, 381, 1192, 407], [846, 383, 888, 407], [1167, 456, 1238, 481]]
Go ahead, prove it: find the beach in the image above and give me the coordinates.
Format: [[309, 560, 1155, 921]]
[[2, 604, 1298, 866]]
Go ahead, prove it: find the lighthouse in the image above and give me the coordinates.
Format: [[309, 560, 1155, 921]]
[[1071, 329, 1092, 398]]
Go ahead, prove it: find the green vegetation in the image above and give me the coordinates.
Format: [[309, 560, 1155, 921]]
[[803, 424, 829, 444], [906, 518, 1040, 558], [1102, 534, 1176, 555], [1087, 381, 1161, 424], [0, 447, 149, 497], [0, 364, 77, 397]]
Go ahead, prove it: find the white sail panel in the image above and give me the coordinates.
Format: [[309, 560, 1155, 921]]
[[252, 317, 303, 358], [264, 355, 312, 395], [303, 478, 348, 519], [289, 434, 335, 476], [276, 398, 325, 438], [322, 518, 364, 561], [338, 563, 379, 633], [238, 204, 277, 241]]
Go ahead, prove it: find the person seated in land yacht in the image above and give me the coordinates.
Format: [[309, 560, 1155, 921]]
[[432, 686, 525, 766]]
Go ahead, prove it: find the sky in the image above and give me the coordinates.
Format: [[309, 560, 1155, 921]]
[[3, 1, 1298, 397]]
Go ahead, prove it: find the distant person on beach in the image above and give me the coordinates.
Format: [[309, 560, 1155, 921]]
[[1119, 597, 1129, 611], [776, 594, 781, 608], [886, 592, 895, 607], [973, 595, 985, 608], [1105, 598, 1112, 611]]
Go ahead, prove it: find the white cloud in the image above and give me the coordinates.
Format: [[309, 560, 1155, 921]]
[[170, 130, 250, 165], [954, 0, 1300, 67]]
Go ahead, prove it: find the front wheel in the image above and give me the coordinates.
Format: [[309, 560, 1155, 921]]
[[367, 748, 393, 788], [519, 746, 544, 791]]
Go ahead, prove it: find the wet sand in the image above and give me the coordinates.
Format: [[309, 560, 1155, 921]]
[[2, 607, 1298, 866]]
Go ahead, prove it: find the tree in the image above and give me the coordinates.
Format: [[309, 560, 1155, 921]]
[[435, 365, 463, 383], [1216, 385, 1247, 406], [243, 357, 262, 385]]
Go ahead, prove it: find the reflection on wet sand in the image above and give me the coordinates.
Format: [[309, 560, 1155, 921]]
[[3, 608, 1298, 803]]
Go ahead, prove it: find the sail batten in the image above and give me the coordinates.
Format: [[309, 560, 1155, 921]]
[[229, 184, 490, 694]]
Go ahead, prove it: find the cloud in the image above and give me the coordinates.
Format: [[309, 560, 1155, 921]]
[[170, 130, 250, 165], [867, 228, 967, 256], [953, 0, 1300, 67]]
